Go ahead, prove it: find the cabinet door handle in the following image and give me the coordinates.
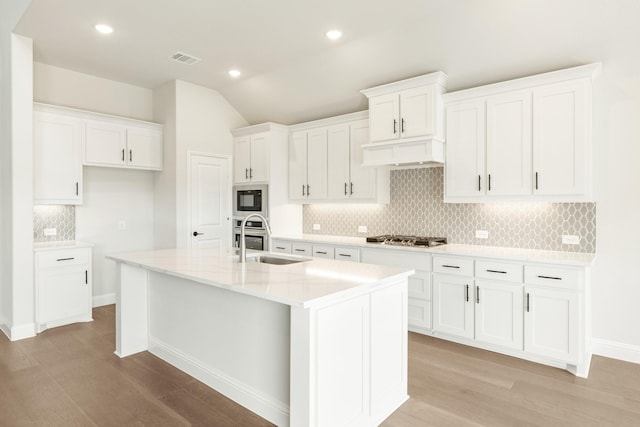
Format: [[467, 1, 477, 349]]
[[275, 246, 286, 250], [250, 168, 253, 179], [338, 253, 351, 258], [302, 184, 305, 196], [535, 172, 539, 190], [315, 251, 327, 255], [129, 149, 133, 162], [344, 182, 347, 195], [486, 269, 507, 274], [478, 175, 481, 192], [488, 174, 492, 191], [401, 118, 405, 133], [246, 168, 249, 179], [465, 284, 470, 302], [307, 184, 310, 196], [442, 264, 460, 269], [56, 257, 75, 262], [538, 275, 562, 280], [75, 182, 79, 196], [476, 286, 480, 304], [121, 149, 125, 162], [294, 248, 306, 252], [526, 293, 530, 312], [350, 182, 353, 195], [85, 270, 88, 285], [393, 119, 397, 134]]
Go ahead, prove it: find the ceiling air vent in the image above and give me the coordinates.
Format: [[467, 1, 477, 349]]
[[169, 51, 201, 65]]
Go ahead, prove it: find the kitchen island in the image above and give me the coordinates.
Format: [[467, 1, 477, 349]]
[[107, 247, 413, 427]]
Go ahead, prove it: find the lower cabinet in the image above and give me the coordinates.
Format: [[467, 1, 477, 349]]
[[432, 273, 474, 339], [35, 246, 93, 332], [475, 279, 523, 350]]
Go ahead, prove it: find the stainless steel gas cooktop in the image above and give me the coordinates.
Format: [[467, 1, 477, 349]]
[[365, 235, 447, 248]]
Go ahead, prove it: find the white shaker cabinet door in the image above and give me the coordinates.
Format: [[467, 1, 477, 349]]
[[486, 90, 533, 196], [369, 93, 400, 143], [444, 99, 486, 200], [33, 111, 83, 205], [126, 126, 163, 170], [433, 274, 474, 339], [85, 119, 127, 167], [289, 131, 308, 200], [248, 133, 269, 182], [400, 85, 436, 139], [327, 124, 351, 199], [532, 79, 589, 198], [474, 280, 524, 350], [349, 120, 376, 200], [233, 135, 251, 184], [306, 128, 328, 200]]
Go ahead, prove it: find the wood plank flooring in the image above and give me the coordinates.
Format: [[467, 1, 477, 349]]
[[1, 305, 639, 426]]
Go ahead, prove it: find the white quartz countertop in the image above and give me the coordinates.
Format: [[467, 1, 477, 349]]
[[34, 240, 94, 251], [272, 234, 596, 266], [107, 247, 414, 308]]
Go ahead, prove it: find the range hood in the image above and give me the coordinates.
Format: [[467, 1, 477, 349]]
[[361, 138, 445, 167]]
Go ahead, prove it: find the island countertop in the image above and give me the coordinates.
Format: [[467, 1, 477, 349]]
[[107, 247, 414, 308]]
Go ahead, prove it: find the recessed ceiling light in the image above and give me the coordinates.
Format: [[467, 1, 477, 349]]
[[325, 29, 342, 40], [228, 69, 241, 78], [94, 24, 113, 34]]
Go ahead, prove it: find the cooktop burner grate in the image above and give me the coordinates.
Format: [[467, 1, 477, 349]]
[[366, 235, 447, 247]]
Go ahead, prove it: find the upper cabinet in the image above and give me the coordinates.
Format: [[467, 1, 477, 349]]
[[288, 112, 390, 203], [443, 63, 601, 203], [233, 132, 269, 184], [33, 110, 83, 205], [360, 72, 448, 167]]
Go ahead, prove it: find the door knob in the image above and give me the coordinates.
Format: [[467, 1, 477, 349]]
[[193, 231, 204, 237]]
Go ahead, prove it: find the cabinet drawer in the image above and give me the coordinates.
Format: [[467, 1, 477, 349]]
[[37, 248, 90, 269], [475, 260, 523, 283], [525, 265, 581, 290], [408, 274, 431, 299], [271, 240, 292, 254], [361, 247, 431, 271], [433, 256, 474, 276], [291, 242, 312, 256], [408, 298, 432, 330], [312, 244, 335, 259], [334, 246, 360, 262]]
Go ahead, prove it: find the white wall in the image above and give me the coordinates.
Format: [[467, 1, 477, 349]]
[[33, 64, 156, 304], [153, 80, 247, 249]]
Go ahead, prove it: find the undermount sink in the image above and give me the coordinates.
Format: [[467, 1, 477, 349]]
[[250, 255, 310, 265]]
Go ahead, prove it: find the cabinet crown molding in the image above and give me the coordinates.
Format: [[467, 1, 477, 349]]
[[231, 122, 288, 137], [361, 71, 448, 98], [33, 102, 162, 129], [443, 63, 602, 104]]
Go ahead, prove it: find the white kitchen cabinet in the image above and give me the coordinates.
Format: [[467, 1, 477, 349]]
[[474, 279, 523, 350], [85, 119, 163, 171], [432, 273, 474, 339], [233, 132, 269, 184], [35, 246, 92, 332], [334, 246, 360, 262], [271, 239, 292, 254], [312, 244, 335, 259], [33, 110, 83, 205], [291, 242, 312, 256], [443, 63, 600, 202], [289, 128, 328, 201]]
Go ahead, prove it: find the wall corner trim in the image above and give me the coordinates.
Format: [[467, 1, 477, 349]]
[[592, 338, 640, 365]]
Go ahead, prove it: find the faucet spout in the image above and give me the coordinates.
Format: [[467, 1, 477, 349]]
[[239, 214, 272, 263]]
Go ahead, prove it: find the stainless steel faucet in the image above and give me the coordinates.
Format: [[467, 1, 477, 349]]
[[239, 213, 272, 263]]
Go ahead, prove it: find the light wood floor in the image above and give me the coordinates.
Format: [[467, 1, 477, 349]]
[[1, 306, 639, 426]]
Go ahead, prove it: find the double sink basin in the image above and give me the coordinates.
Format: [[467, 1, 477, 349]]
[[236, 250, 311, 265]]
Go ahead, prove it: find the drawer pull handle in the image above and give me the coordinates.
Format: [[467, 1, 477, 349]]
[[465, 284, 470, 302], [538, 275, 562, 280], [442, 264, 460, 269], [56, 257, 75, 261], [294, 249, 306, 252], [338, 253, 351, 257], [316, 251, 327, 255], [487, 269, 507, 274], [275, 246, 286, 250], [85, 270, 88, 284]]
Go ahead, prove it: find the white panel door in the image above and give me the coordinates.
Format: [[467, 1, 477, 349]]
[[475, 280, 524, 350], [233, 135, 251, 184], [306, 128, 328, 200], [444, 100, 486, 199], [349, 120, 376, 199], [39, 266, 89, 324], [289, 131, 308, 200], [532, 79, 588, 197], [85, 119, 127, 167], [189, 154, 230, 249], [524, 286, 579, 363], [126, 127, 163, 170], [33, 112, 83, 204], [433, 274, 474, 339], [249, 133, 269, 182], [327, 124, 350, 199], [486, 91, 532, 196], [400, 85, 435, 139], [369, 93, 399, 142]]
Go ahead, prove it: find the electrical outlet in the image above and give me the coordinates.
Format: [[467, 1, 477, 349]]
[[562, 235, 580, 245], [312, 223, 321, 231], [43, 228, 57, 236], [117, 220, 126, 230], [475, 230, 489, 239], [358, 225, 368, 233]]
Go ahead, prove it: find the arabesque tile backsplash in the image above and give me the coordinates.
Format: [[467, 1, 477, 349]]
[[303, 167, 596, 253], [33, 205, 75, 242]]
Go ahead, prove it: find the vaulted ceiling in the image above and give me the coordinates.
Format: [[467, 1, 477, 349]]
[[14, 0, 640, 125]]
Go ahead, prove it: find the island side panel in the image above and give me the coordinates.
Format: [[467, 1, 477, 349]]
[[115, 263, 149, 357], [290, 277, 409, 427], [146, 271, 291, 426]]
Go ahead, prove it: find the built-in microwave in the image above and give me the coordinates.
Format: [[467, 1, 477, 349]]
[[233, 185, 268, 218]]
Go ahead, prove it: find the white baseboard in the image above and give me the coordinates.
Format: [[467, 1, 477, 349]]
[[0, 322, 37, 341], [92, 293, 116, 307], [149, 337, 289, 426], [0, 323, 10, 340], [592, 338, 640, 364]]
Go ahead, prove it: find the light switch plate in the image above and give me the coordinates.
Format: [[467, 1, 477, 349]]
[[358, 225, 367, 233], [475, 230, 489, 239], [312, 223, 321, 231], [43, 228, 57, 236], [562, 235, 580, 245]]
